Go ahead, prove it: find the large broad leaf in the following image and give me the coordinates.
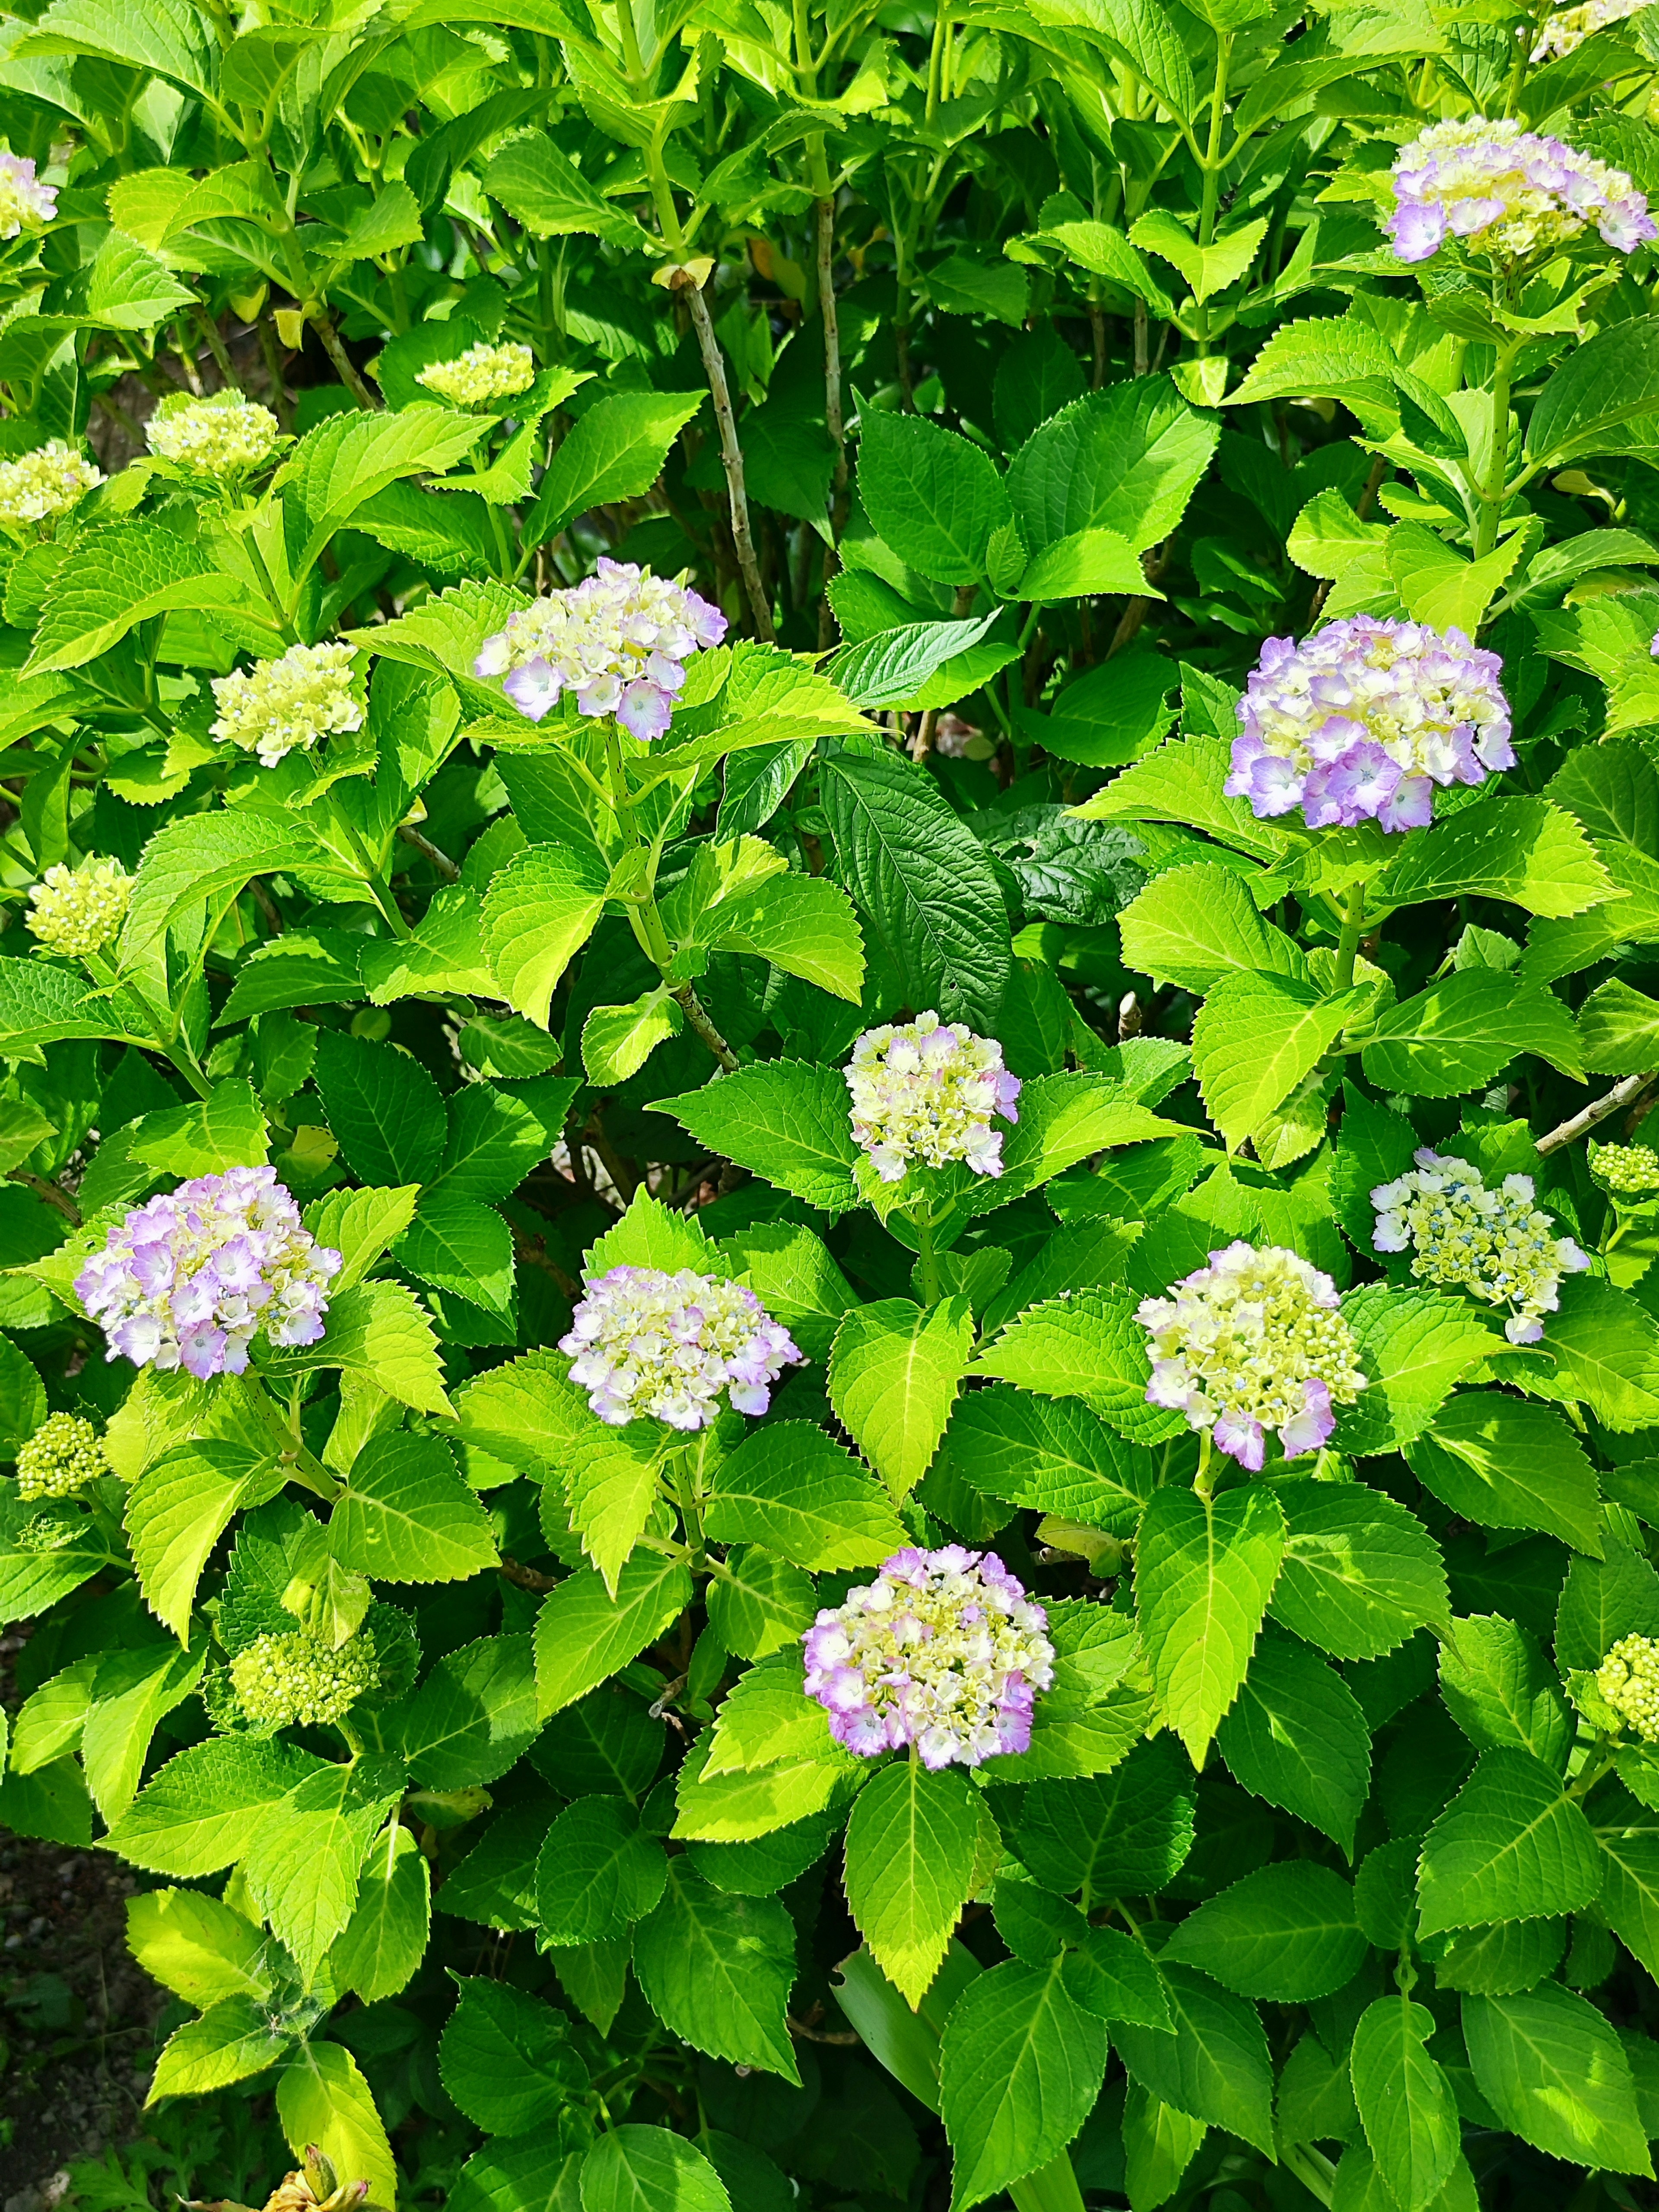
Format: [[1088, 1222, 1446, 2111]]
[[124, 1443, 283, 1642], [525, 390, 703, 544], [1215, 1629, 1372, 1853], [652, 1061, 861, 1213], [397, 1634, 540, 1790], [242, 1755, 406, 1983], [938, 1957, 1110, 2212], [312, 1029, 446, 1188], [275, 406, 489, 576], [969, 1288, 1187, 1446], [632, 1862, 800, 2082], [1192, 972, 1360, 1150], [328, 1431, 498, 1584], [482, 130, 650, 251], [1268, 1477, 1449, 1660], [934, 1385, 1154, 1536], [481, 842, 610, 1029], [843, 1761, 983, 2007], [274, 2043, 397, 2212], [1405, 1392, 1604, 1556], [102, 1738, 324, 1876], [1160, 1862, 1367, 2002], [1462, 1984, 1652, 2176], [828, 1297, 974, 1500], [1007, 379, 1218, 557], [438, 1977, 585, 2134], [534, 1556, 693, 1717], [26, 523, 271, 674], [1015, 1738, 1196, 1900], [1348, 1997, 1462, 2212], [1373, 795, 1615, 921], [1541, 1276, 1659, 1431], [536, 1795, 666, 1945], [856, 412, 1012, 587], [1112, 1963, 1275, 2156], [580, 2129, 733, 2212], [1525, 317, 1659, 465], [704, 1422, 906, 1570], [1118, 861, 1305, 995], [121, 813, 358, 969], [1438, 1615, 1572, 1772], [1416, 1747, 1602, 1937], [1359, 970, 1583, 1093], [1134, 1484, 1286, 1765], [1335, 1286, 1504, 1456]]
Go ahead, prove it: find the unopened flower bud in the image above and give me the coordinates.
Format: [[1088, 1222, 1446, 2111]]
[[0, 441, 101, 529], [210, 642, 362, 769], [14, 1412, 108, 1500], [229, 1627, 378, 1731], [1599, 1634, 1659, 1741], [27, 856, 130, 960], [146, 390, 281, 478], [416, 341, 536, 407]]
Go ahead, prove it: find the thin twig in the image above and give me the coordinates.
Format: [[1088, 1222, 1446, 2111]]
[[512, 1226, 580, 1300], [306, 305, 380, 410], [910, 707, 939, 762], [681, 277, 773, 641], [674, 982, 740, 1072], [249, 875, 285, 934], [1537, 1071, 1657, 1156], [194, 305, 242, 393], [9, 1167, 79, 1225], [258, 310, 292, 432], [397, 823, 461, 882], [499, 1556, 557, 1594], [789, 2016, 861, 2046]]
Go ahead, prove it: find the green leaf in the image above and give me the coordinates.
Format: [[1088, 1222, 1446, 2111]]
[[1417, 1748, 1602, 1937], [439, 1977, 585, 2134], [1193, 972, 1360, 1150], [275, 407, 489, 578], [1117, 861, 1305, 995], [312, 1030, 446, 1187], [1385, 521, 1526, 639], [1438, 1615, 1572, 1772], [399, 1193, 517, 1323], [632, 1861, 800, 2082], [398, 1633, 540, 1789], [83, 1639, 206, 1824], [1216, 1629, 1372, 1852], [103, 1738, 324, 1876], [482, 842, 611, 1028], [25, 522, 267, 675], [1268, 1477, 1449, 1660], [125, 1887, 273, 2009], [1162, 1863, 1367, 2001], [1406, 1392, 1603, 1555], [329, 1823, 431, 2003], [1135, 1484, 1286, 1765], [125, 1442, 282, 1642], [1014, 1738, 1196, 1900], [1112, 1963, 1275, 2157], [1592, 1789, 1659, 1977], [1335, 1287, 1503, 1456], [243, 1756, 406, 1984], [1557, 1550, 1659, 1671], [820, 750, 1011, 1029], [565, 1422, 667, 1596], [697, 868, 865, 1002], [1360, 970, 1583, 1093], [938, 1957, 1108, 2211], [537, 1795, 667, 1944], [1578, 978, 1659, 1075], [844, 1760, 983, 2007], [1463, 1984, 1653, 2176], [1525, 317, 1659, 465], [329, 1430, 498, 1584], [525, 391, 703, 545], [1007, 381, 1218, 559], [828, 1296, 974, 1500], [1541, 1276, 1659, 1430], [970, 1288, 1187, 1446], [534, 1556, 694, 1718], [1016, 526, 1149, 601], [705, 1422, 906, 1569], [274, 2044, 398, 2212], [1226, 313, 1397, 422], [652, 1061, 859, 1212], [582, 985, 680, 1086], [857, 412, 1012, 586], [149, 1998, 291, 2101], [1129, 208, 1268, 303], [121, 813, 359, 970], [294, 1280, 452, 1416], [934, 1385, 1153, 1536], [579, 2129, 733, 2212], [483, 130, 651, 251], [1349, 1997, 1462, 2212], [1074, 731, 1280, 860], [1374, 796, 1615, 922]]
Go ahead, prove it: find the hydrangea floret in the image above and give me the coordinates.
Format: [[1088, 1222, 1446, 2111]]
[[76, 1165, 343, 1379], [846, 1011, 1022, 1182], [560, 1265, 801, 1430], [0, 441, 102, 529], [1387, 118, 1656, 265], [230, 1627, 378, 1731], [1136, 1242, 1367, 1471], [147, 390, 281, 477], [416, 341, 536, 406], [1592, 1141, 1659, 1197], [474, 558, 727, 737], [0, 152, 56, 238], [803, 1545, 1055, 1768], [1225, 616, 1513, 833], [1597, 1634, 1659, 1741], [15, 1412, 109, 1501], [210, 642, 363, 769], [27, 856, 130, 959], [1532, 0, 1652, 57], [1370, 1147, 1589, 1343]]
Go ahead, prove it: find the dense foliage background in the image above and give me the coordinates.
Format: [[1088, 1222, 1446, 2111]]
[[6, 0, 1659, 2208]]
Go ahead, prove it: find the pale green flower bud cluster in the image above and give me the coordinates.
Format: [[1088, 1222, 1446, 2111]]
[[27, 856, 131, 959], [0, 441, 101, 528], [1136, 1242, 1366, 1471], [210, 642, 363, 769], [1598, 1634, 1659, 1742], [229, 1627, 378, 1730], [146, 390, 281, 477], [1371, 1147, 1589, 1344], [14, 1411, 108, 1500], [416, 341, 536, 407], [1593, 1141, 1659, 1197]]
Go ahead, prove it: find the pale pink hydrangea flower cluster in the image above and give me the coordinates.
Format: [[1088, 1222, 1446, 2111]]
[[76, 1166, 341, 1379], [1371, 1148, 1589, 1343], [560, 1264, 801, 1430], [474, 559, 727, 738], [803, 1546, 1055, 1769], [1532, 0, 1653, 58], [846, 1012, 1022, 1182], [1137, 1242, 1367, 1471], [1226, 617, 1512, 833], [0, 152, 56, 238], [1387, 118, 1654, 264]]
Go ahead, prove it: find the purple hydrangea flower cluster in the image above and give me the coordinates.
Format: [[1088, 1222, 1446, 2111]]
[[474, 559, 727, 738], [803, 1546, 1055, 1769], [1388, 118, 1655, 264], [76, 1166, 341, 1380], [560, 1264, 801, 1430], [0, 152, 56, 239], [1226, 617, 1513, 833]]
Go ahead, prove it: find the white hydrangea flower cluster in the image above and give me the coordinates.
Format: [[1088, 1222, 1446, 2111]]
[[1371, 1147, 1589, 1344], [0, 441, 101, 529], [1533, 0, 1651, 60], [474, 559, 727, 738], [0, 152, 56, 238], [560, 1264, 802, 1430], [1227, 617, 1512, 832], [27, 857, 130, 960], [14, 1413, 108, 1501], [1593, 1141, 1659, 1197], [146, 390, 281, 477], [416, 341, 536, 406], [1597, 1634, 1659, 1741], [845, 1011, 1023, 1183], [1136, 1242, 1367, 1471], [803, 1546, 1055, 1768], [210, 642, 363, 769], [231, 1627, 378, 1731], [1388, 118, 1656, 264], [76, 1165, 343, 1379]]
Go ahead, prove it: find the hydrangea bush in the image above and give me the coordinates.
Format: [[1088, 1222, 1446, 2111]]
[[5, 4, 1659, 2212]]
